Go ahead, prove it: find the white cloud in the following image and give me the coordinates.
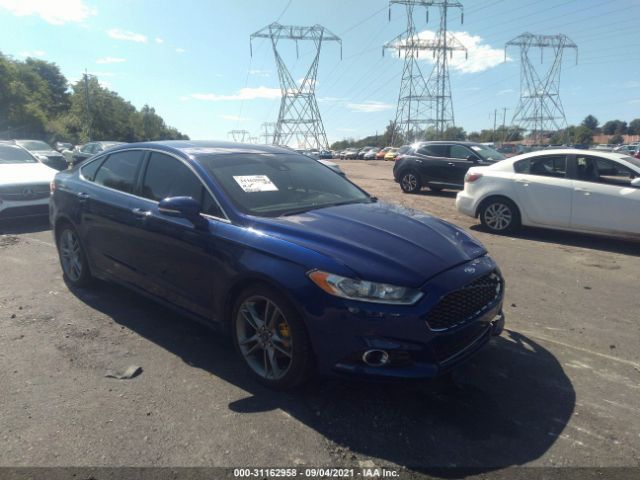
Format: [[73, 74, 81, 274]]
[[186, 86, 281, 101], [249, 69, 270, 77], [395, 30, 508, 74], [624, 80, 640, 89], [96, 56, 126, 64], [0, 0, 96, 25], [346, 101, 394, 113], [175, 47, 186, 54], [219, 114, 250, 122], [107, 28, 147, 43], [18, 50, 46, 58], [155, 37, 164, 44], [497, 88, 515, 96]]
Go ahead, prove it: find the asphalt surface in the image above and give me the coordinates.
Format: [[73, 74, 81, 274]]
[[0, 159, 639, 474]]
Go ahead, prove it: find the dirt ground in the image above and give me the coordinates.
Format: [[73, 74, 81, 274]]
[[0, 159, 639, 474]]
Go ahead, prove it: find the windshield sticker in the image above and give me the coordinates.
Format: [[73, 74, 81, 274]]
[[233, 175, 279, 193], [471, 146, 482, 151]]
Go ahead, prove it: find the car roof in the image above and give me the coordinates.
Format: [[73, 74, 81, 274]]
[[486, 148, 639, 171], [105, 140, 297, 159]]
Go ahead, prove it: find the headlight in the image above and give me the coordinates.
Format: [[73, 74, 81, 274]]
[[308, 270, 423, 305]]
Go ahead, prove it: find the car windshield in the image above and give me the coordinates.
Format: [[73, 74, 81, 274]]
[[0, 145, 38, 164], [16, 140, 52, 151], [199, 153, 372, 217], [469, 144, 506, 161]]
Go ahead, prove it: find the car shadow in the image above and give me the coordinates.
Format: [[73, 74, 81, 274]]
[[469, 224, 640, 257], [417, 189, 458, 198], [0, 216, 50, 235], [68, 281, 574, 474]]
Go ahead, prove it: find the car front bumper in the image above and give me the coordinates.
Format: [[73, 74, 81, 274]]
[[0, 197, 50, 219], [301, 255, 505, 381]]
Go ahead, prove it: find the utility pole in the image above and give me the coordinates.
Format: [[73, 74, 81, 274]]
[[505, 33, 578, 144], [261, 122, 277, 144], [384, 1, 467, 144], [492, 108, 497, 141], [250, 23, 342, 150], [227, 130, 251, 143]]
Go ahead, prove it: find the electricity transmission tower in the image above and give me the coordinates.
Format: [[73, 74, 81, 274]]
[[261, 122, 277, 144], [505, 33, 578, 143], [250, 23, 341, 150], [248, 136, 259, 144], [228, 129, 250, 142], [384, 0, 466, 144]]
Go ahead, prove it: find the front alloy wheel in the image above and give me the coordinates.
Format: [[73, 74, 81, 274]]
[[233, 287, 312, 389]]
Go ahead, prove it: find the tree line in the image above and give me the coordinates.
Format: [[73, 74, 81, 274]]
[[0, 52, 188, 144], [330, 115, 640, 150]]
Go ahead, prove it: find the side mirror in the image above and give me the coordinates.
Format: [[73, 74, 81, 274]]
[[158, 196, 205, 225], [467, 155, 480, 163], [631, 178, 640, 188]]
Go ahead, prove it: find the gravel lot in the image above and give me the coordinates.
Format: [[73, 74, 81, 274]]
[[1, 159, 639, 474]]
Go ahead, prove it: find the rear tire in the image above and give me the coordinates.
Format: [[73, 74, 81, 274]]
[[400, 170, 421, 194], [232, 285, 314, 390], [479, 197, 521, 234], [56, 223, 93, 287]]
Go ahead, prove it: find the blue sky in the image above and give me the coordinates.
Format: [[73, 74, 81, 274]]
[[1, 0, 639, 144]]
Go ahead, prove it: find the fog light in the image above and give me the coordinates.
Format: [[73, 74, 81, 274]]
[[362, 349, 390, 367]]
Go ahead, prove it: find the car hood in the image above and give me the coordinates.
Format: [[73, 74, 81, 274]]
[[250, 201, 486, 287], [0, 163, 58, 185]]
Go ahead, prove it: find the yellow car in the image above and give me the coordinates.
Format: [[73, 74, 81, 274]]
[[376, 147, 392, 159], [384, 148, 399, 161]]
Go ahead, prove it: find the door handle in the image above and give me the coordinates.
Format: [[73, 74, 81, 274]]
[[76, 192, 89, 201], [131, 207, 151, 218], [515, 179, 529, 186], [575, 188, 591, 195], [447, 162, 455, 166]]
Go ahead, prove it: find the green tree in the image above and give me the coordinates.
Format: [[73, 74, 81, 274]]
[[572, 125, 593, 145], [602, 120, 627, 135], [628, 118, 640, 135], [581, 115, 598, 131], [608, 134, 624, 144]]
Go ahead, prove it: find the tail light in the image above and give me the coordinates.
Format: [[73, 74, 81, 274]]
[[465, 172, 483, 183], [50, 181, 56, 193]]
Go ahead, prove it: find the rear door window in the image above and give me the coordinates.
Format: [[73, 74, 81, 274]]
[[141, 152, 223, 217], [93, 150, 144, 194], [515, 155, 567, 177], [417, 145, 449, 157]]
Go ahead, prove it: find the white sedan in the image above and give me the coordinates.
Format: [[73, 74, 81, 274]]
[[456, 149, 640, 237], [0, 143, 58, 219]]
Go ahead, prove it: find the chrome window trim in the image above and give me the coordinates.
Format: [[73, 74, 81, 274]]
[[78, 147, 230, 223]]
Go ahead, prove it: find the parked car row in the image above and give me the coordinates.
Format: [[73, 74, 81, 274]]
[[389, 140, 640, 238], [336, 145, 412, 161]]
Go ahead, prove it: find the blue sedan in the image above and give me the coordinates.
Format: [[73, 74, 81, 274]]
[[50, 141, 505, 389]]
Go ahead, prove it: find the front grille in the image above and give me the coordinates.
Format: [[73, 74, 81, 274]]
[[0, 204, 49, 219], [0, 184, 50, 201], [426, 272, 502, 330]]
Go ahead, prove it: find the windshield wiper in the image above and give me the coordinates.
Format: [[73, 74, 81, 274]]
[[281, 198, 373, 216]]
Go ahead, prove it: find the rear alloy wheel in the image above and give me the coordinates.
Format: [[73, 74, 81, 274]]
[[479, 198, 520, 234], [233, 287, 313, 389], [400, 170, 421, 194], [57, 225, 92, 287]]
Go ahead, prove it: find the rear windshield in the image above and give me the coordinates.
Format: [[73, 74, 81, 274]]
[[16, 140, 52, 151], [0, 145, 38, 164], [198, 153, 371, 217]]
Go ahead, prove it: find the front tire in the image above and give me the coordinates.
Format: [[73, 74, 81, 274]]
[[479, 197, 521, 234], [232, 286, 313, 389], [56, 224, 93, 287], [400, 170, 421, 194]]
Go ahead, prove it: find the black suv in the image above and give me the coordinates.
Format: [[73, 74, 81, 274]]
[[393, 141, 505, 193]]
